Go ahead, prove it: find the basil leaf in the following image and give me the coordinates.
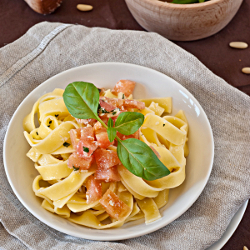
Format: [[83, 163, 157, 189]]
[[108, 117, 114, 128], [73, 166, 79, 171], [107, 127, 116, 142], [117, 138, 170, 181], [63, 82, 99, 119], [83, 146, 89, 153], [115, 112, 144, 135], [63, 142, 70, 147], [107, 118, 116, 142]]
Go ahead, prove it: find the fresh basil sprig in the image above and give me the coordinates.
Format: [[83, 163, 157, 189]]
[[63, 81, 170, 181]]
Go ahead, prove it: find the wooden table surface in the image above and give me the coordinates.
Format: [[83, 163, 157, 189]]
[[0, 0, 249, 249]]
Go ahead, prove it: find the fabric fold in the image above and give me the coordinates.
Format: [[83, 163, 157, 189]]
[[1, 21, 250, 250]]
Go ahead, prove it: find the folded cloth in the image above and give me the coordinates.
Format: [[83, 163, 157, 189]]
[[1, 22, 250, 250]]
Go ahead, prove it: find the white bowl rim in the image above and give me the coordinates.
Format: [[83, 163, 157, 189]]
[[3, 62, 214, 241]]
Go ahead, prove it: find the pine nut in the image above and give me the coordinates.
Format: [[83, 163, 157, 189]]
[[229, 42, 248, 49], [242, 68, 250, 74], [243, 247, 249, 250], [77, 4, 93, 11]]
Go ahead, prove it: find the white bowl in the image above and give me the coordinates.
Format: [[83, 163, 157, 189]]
[[3, 62, 214, 241]]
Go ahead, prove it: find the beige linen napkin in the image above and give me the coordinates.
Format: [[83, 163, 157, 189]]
[[1, 22, 250, 250]]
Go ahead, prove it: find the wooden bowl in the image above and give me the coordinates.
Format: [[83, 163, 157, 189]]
[[125, 0, 243, 41]]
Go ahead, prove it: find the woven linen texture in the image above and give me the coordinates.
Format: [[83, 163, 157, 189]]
[[0, 22, 250, 250]]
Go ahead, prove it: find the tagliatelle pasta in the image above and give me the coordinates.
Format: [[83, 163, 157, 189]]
[[23, 80, 189, 229]]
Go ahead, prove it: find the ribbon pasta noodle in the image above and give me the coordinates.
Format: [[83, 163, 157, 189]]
[[23, 81, 189, 229]]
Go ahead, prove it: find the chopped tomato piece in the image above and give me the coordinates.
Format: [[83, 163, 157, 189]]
[[123, 99, 145, 110], [80, 126, 95, 141], [99, 189, 131, 220], [99, 98, 116, 112], [68, 152, 93, 170], [94, 121, 106, 133], [94, 148, 120, 169], [76, 140, 98, 158], [133, 130, 140, 139], [96, 132, 113, 149], [101, 97, 144, 110], [95, 166, 120, 182], [70, 128, 81, 149], [70, 127, 98, 156], [102, 97, 124, 109], [75, 127, 98, 158], [111, 80, 136, 97], [75, 118, 96, 126], [94, 122, 114, 148], [86, 175, 102, 204], [116, 130, 139, 140]]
